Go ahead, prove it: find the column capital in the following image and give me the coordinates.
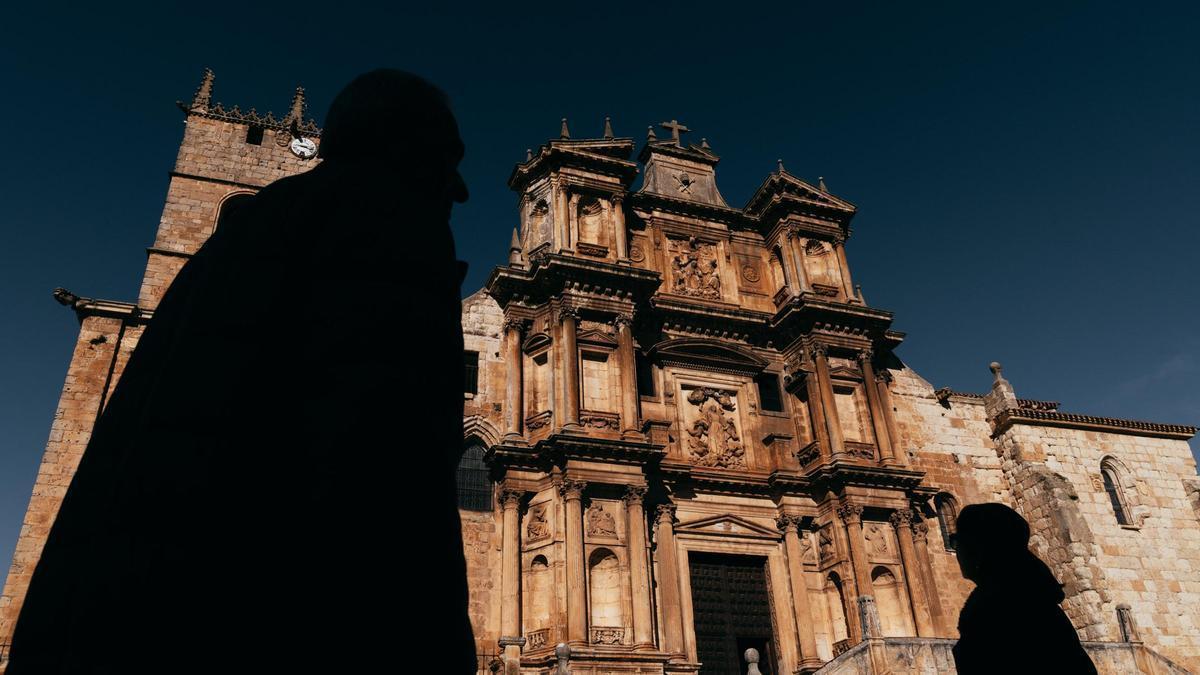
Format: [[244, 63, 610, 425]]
[[785, 224, 803, 240], [499, 488, 523, 509], [836, 502, 864, 524], [557, 478, 587, 500], [857, 348, 874, 364], [655, 503, 677, 526], [775, 513, 803, 533], [612, 313, 634, 330], [889, 509, 915, 530], [502, 317, 525, 334], [622, 484, 648, 506], [556, 305, 580, 322], [611, 192, 625, 204], [810, 342, 829, 359]]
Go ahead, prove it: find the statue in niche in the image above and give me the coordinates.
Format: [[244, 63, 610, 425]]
[[819, 527, 835, 562], [526, 505, 551, 540], [586, 503, 617, 538], [685, 387, 746, 469], [670, 237, 721, 299], [527, 198, 551, 250], [865, 523, 889, 556], [577, 197, 606, 245]]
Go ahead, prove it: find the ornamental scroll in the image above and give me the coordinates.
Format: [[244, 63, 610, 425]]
[[685, 387, 746, 469], [669, 236, 721, 299]]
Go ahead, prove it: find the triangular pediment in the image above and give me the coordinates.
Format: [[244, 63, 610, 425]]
[[675, 513, 780, 539], [743, 171, 856, 220], [577, 328, 618, 346]]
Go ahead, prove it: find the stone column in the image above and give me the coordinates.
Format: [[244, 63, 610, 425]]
[[500, 488, 526, 664], [777, 233, 801, 296], [857, 350, 895, 464], [612, 194, 629, 262], [560, 479, 588, 645], [890, 510, 935, 637], [777, 515, 822, 670], [787, 229, 812, 293], [911, 521, 946, 635], [553, 179, 569, 252], [568, 193, 581, 253], [654, 504, 686, 657], [802, 370, 831, 464], [812, 344, 845, 458], [874, 371, 906, 465], [833, 240, 856, 302], [558, 307, 581, 430], [837, 502, 878, 639], [503, 318, 524, 440], [624, 486, 654, 649], [614, 314, 640, 437]]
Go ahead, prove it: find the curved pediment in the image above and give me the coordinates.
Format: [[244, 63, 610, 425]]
[[648, 338, 767, 376], [522, 332, 553, 353]]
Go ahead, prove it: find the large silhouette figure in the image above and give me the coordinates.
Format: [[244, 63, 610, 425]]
[[952, 503, 1096, 674], [8, 70, 476, 673]]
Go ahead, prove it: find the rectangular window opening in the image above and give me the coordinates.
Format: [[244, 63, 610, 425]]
[[464, 350, 479, 395], [755, 372, 784, 412], [245, 125, 265, 146]]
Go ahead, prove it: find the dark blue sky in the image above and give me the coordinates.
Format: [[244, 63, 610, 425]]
[[1, 2, 1197, 571]]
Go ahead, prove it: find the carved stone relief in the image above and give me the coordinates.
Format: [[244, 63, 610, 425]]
[[818, 525, 835, 562], [526, 504, 552, 541], [800, 531, 816, 563], [586, 502, 618, 538], [684, 387, 746, 469], [669, 236, 721, 299], [864, 523, 889, 557]]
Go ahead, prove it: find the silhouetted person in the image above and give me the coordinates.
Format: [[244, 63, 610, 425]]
[[952, 503, 1096, 674], [8, 70, 475, 674]]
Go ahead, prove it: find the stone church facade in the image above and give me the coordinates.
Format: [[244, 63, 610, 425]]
[[2, 72, 1199, 674]]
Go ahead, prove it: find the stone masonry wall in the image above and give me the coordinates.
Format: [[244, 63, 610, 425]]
[[0, 316, 132, 643], [462, 288, 505, 663]]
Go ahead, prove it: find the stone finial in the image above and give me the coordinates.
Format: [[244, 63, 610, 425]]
[[554, 643, 571, 675], [818, 176, 828, 192], [286, 86, 306, 123], [744, 648, 763, 675], [560, 118, 570, 139], [525, 148, 533, 161], [777, 158, 785, 174], [190, 68, 215, 111], [983, 360, 1019, 421], [603, 116, 614, 139], [646, 125, 657, 141], [508, 227, 524, 267], [700, 137, 711, 150]]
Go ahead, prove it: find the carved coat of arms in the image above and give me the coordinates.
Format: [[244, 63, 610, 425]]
[[685, 387, 746, 469], [670, 237, 721, 299]]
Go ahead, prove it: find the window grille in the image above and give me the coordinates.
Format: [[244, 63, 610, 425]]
[[1102, 468, 1130, 525], [456, 443, 491, 511]]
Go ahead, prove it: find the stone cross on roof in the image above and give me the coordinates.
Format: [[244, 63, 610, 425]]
[[659, 119, 690, 146]]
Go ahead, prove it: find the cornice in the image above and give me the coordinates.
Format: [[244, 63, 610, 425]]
[[179, 102, 321, 137], [994, 408, 1197, 441]]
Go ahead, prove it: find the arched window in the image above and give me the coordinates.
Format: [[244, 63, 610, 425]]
[[456, 442, 491, 511], [935, 493, 958, 552], [1101, 457, 1134, 526], [214, 192, 254, 230]]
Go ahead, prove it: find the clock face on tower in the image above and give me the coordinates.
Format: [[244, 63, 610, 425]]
[[289, 137, 317, 159]]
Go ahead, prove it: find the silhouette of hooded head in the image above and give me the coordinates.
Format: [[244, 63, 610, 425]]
[[319, 69, 467, 203], [954, 503, 1064, 600]]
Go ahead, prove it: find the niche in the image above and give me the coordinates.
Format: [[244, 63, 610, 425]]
[[871, 566, 908, 637], [588, 548, 624, 630]]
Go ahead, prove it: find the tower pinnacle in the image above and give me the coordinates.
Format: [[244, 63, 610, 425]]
[[190, 68, 215, 111]]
